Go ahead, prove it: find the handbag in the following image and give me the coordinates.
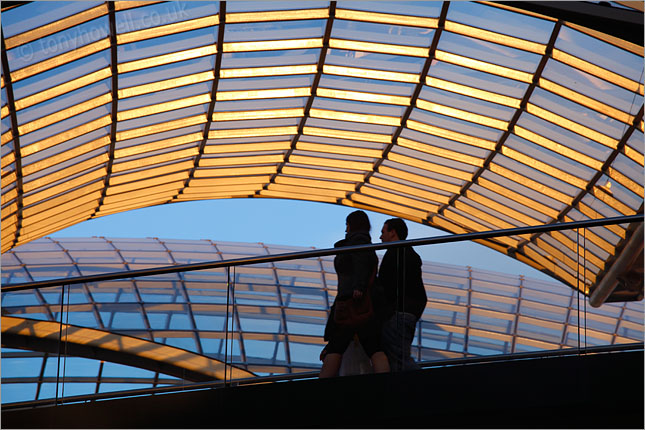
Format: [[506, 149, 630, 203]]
[[334, 267, 376, 327]]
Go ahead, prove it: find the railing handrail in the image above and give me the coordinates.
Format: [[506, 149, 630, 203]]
[[2, 214, 642, 292], [2, 342, 642, 411]]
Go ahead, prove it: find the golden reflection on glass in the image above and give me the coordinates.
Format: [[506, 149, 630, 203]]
[[1, 187, 18, 206], [19, 94, 112, 136], [109, 161, 193, 186], [226, 8, 329, 23], [259, 189, 338, 204], [22, 168, 107, 207], [426, 77, 521, 108], [435, 50, 533, 83], [220, 65, 317, 79], [223, 38, 322, 53], [112, 148, 198, 173], [182, 184, 262, 194], [607, 167, 644, 196], [335, 8, 438, 28], [117, 94, 211, 121], [281, 166, 365, 182], [4, 4, 107, 49], [208, 126, 298, 139], [189, 175, 272, 187], [465, 189, 540, 226], [22, 180, 104, 217], [513, 126, 602, 170], [16, 68, 112, 111], [324, 65, 419, 83], [369, 176, 450, 204], [317, 88, 410, 105], [23, 198, 98, 231], [388, 152, 472, 181], [108, 171, 188, 195], [119, 72, 214, 99], [378, 165, 461, 194], [116, 115, 206, 142], [623, 145, 645, 167], [12, 39, 110, 82], [592, 186, 635, 216], [330, 38, 428, 57], [118, 45, 217, 74], [22, 136, 109, 177], [289, 154, 373, 171], [267, 183, 347, 198], [1, 152, 15, 170], [193, 165, 277, 178], [363, 185, 438, 213], [199, 154, 284, 167], [407, 120, 496, 150], [416, 99, 508, 130], [217, 87, 310, 101], [204, 141, 291, 154], [115, 133, 202, 159], [489, 162, 573, 205], [23, 153, 109, 192], [303, 126, 391, 143], [103, 183, 183, 205], [526, 104, 618, 149], [552, 49, 644, 95], [21, 115, 112, 158], [445, 21, 546, 54], [444, 208, 519, 247], [476, 177, 559, 219], [212, 108, 304, 121], [397, 137, 484, 167], [1, 130, 13, 145], [1, 171, 17, 190], [309, 108, 400, 126], [350, 193, 428, 220], [1, 316, 253, 380], [500, 146, 587, 190], [295, 141, 382, 158], [539, 78, 634, 124], [275, 175, 356, 191], [117, 15, 219, 45]]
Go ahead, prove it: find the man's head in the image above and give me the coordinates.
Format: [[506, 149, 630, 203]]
[[380, 218, 408, 243]]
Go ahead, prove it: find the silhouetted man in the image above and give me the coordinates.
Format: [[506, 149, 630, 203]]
[[377, 218, 427, 371]]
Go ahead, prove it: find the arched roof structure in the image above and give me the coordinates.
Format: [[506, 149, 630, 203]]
[[2, 316, 254, 381], [1, 236, 642, 404], [1, 1, 643, 302]]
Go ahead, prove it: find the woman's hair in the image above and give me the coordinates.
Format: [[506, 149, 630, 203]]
[[345, 210, 371, 233]]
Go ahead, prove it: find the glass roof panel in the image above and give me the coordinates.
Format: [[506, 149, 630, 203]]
[[449, 2, 554, 41], [557, 25, 644, 82]]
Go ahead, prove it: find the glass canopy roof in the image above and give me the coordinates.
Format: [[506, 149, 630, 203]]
[[1, 2, 643, 301], [2, 236, 642, 404]]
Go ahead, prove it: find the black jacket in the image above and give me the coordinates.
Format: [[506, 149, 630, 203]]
[[324, 231, 379, 341], [376, 246, 427, 320], [333, 231, 378, 299]]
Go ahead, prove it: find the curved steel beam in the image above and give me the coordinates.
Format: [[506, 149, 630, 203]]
[[1, 316, 255, 382]]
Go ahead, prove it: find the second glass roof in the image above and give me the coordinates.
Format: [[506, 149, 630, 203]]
[[1, 1, 643, 300]]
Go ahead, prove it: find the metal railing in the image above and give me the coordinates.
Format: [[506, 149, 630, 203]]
[[1, 214, 643, 409], [3, 214, 642, 293]]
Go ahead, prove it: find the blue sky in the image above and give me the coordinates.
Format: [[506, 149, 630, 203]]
[[51, 198, 556, 282]]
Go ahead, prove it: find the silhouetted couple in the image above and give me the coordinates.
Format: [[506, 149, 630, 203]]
[[319, 210, 427, 378]]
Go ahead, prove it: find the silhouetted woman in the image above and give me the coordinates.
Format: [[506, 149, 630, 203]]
[[319, 210, 390, 378]]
